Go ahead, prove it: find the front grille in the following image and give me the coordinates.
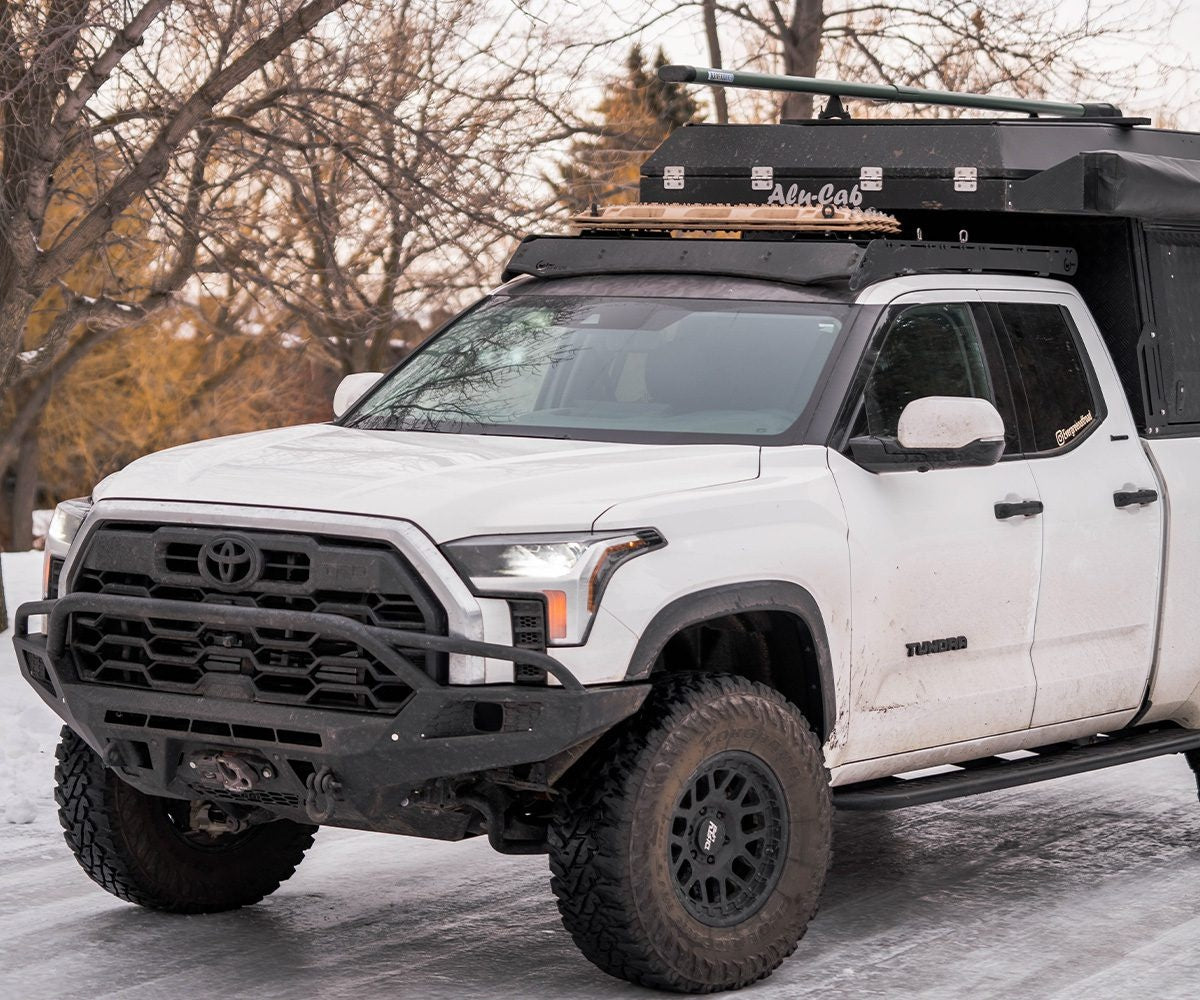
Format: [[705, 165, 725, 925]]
[[66, 523, 448, 714]]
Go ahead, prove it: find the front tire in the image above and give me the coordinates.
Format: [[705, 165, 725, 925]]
[[548, 674, 832, 993], [55, 726, 317, 913]]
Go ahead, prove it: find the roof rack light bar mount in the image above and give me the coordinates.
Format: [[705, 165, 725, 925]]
[[854, 241, 1078, 289], [659, 64, 1123, 120]]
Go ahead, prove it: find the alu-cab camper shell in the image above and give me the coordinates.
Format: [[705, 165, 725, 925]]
[[638, 114, 1200, 437]]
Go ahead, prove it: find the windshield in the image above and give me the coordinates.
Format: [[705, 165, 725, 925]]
[[343, 294, 848, 442]]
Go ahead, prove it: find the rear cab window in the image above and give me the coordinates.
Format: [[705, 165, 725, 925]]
[[989, 302, 1106, 456]]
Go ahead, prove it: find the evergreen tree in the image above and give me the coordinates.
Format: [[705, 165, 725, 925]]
[[556, 46, 701, 212]]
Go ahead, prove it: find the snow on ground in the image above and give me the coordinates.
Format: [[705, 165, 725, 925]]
[[5, 547, 1200, 997], [0, 551, 60, 828]]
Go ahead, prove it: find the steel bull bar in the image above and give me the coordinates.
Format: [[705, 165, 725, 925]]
[[12, 594, 649, 831]]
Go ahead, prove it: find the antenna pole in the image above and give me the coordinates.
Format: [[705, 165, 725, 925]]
[[658, 65, 1122, 119]]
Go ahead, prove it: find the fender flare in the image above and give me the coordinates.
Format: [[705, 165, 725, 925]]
[[623, 581, 836, 738]]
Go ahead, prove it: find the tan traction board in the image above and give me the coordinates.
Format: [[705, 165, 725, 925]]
[[570, 202, 901, 234]]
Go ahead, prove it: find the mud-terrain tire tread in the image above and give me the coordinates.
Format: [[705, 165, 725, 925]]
[[55, 726, 316, 913], [548, 673, 832, 993]]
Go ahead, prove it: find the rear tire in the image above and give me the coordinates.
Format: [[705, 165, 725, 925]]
[[55, 726, 316, 913], [548, 674, 832, 993]]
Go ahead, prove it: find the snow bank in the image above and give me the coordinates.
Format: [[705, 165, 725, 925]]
[[1, 551, 60, 826], [31, 508, 52, 548]]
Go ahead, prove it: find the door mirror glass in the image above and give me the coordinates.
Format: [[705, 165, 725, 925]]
[[333, 372, 384, 418], [850, 396, 1006, 472]]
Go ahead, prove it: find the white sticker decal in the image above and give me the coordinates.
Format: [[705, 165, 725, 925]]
[[766, 182, 865, 208], [1055, 410, 1094, 447]]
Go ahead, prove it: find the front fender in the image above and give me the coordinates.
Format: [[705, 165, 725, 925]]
[[623, 581, 836, 742]]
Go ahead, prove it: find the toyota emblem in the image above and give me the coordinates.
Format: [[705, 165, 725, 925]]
[[199, 535, 262, 589]]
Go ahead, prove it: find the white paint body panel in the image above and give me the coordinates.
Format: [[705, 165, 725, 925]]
[[590, 445, 855, 761], [1136, 437, 1200, 726], [982, 289, 1163, 727], [828, 447, 1042, 760], [92, 425, 759, 541]]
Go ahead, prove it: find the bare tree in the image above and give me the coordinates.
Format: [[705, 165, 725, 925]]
[[593, 1, 1163, 121], [0, 0, 357, 628], [209, 1, 562, 377], [0, 0, 580, 632]]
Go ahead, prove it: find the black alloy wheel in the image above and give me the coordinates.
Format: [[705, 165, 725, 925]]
[[668, 750, 789, 927]]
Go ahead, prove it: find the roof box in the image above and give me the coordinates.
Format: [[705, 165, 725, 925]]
[[640, 121, 1200, 225]]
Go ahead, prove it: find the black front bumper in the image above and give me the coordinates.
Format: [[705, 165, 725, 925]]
[[13, 595, 647, 832]]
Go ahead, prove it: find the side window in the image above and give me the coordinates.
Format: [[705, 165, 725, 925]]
[[852, 303, 1010, 446], [996, 303, 1104, 455]]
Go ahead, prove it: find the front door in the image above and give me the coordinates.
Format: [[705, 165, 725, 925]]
[[830, 294, 1042, 761], [985, 294, 1163, 726]]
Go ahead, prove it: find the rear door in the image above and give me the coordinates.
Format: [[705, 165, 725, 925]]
[[830, 293, 1043, 761], [986, 292, 1163, 726]]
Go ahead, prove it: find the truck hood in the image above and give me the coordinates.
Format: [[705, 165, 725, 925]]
[[92, 424, 761, 541]]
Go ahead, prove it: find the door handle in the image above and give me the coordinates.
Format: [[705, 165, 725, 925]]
[[995, 500, 1044, 520], [1114, 488, 1159, 508]]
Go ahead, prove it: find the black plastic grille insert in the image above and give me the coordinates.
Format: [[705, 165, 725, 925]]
[[67, 523, 448, 714]]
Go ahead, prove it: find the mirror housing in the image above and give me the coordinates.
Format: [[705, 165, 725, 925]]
[[849, 396, 1005, 473], [333, 372, 384, 419]]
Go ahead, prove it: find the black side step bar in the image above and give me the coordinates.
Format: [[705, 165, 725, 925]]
[[833, 726, 1200, 811]]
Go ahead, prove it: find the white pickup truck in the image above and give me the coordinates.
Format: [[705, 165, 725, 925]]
[[16, 76, 1200, 994]]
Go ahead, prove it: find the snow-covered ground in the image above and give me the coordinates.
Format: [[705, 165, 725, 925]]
[[5, 548, 1200, 998], [0, 551, 59, 828]]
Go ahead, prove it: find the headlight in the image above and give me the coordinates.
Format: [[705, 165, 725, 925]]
[[42, 497, 92, 603], [47, 498, 93, 553], [444, 529, 665, 645]]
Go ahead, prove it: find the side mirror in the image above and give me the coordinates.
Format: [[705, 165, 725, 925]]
[[333, 372, 383, 419], [849, 396, 1005, 473]]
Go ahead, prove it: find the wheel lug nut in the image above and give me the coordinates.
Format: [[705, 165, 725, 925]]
[[707, 855, 715, 864]]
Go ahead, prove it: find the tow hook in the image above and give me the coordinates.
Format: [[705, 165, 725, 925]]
[[304, 766, 342, 824], [189, 801, 246, 836]]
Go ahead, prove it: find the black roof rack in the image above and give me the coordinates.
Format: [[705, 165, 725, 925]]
[[502, 236, 1077, 291]]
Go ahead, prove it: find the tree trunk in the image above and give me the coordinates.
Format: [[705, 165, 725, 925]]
[[0, 284, 38, 389], [0, 426, 41, 632], [701, 0, 729, 124], [779, 0, 825, 121], [9, 426, 39, 550]]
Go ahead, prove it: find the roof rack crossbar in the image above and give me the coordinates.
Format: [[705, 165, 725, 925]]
[[658, 65, 1123, 120]]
